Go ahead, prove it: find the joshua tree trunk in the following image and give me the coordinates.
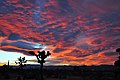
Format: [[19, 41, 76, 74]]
[[28, 51, 51, 80], [40, 63, 44, 80]]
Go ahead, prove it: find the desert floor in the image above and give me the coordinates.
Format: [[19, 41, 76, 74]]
[[0, 68, 120, 80]]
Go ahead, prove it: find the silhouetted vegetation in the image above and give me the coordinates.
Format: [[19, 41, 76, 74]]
[[116, 48, 120, 54], [29, 50, 51, 80], [15, 57, 27, 69], [114, 48, 120, 79], [15, 57, 27, 80]]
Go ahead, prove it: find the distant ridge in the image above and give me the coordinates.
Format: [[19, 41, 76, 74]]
[[0, 64, 115, 71]]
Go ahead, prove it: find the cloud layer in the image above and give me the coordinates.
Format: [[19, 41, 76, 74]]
[[0, 0, 120, 65]]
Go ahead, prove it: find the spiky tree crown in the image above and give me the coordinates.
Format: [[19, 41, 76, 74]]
[[28, 50, 51, 64], [116, 48, 120, 53], [15, 57, 27, 67]]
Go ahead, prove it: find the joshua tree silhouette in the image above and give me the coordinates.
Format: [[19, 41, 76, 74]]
[[7, 60, 9, 69], [15, 57, 27, 69], [28, 50, 51, 80], [114, 48, 120, 79], [116, 48, 120, 54], [114, 48, 120, 67]]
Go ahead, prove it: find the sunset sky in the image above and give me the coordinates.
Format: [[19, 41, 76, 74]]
[[0, 0, 120, 66]]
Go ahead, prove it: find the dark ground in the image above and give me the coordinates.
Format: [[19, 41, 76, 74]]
[[0, 66, 120, 80]]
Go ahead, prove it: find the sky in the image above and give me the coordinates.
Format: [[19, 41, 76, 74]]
[[0, 0, 120, 66]]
